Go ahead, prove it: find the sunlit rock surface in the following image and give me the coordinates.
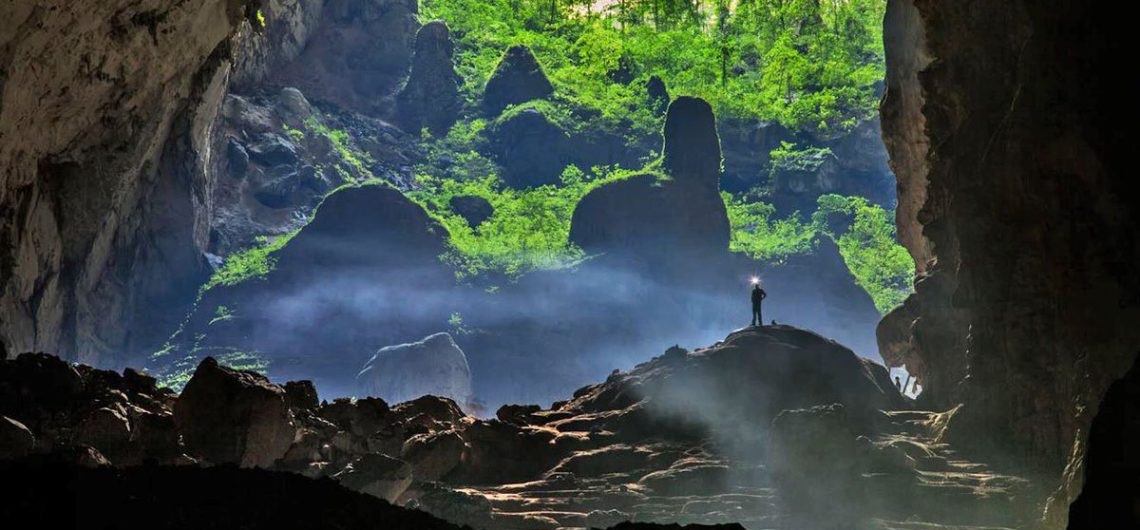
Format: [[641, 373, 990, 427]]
[[1, 327, 1041, 529], [357, 332, 474, 410]]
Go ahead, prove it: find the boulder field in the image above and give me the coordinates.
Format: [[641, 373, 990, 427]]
[[1, 326, 1042, 529]]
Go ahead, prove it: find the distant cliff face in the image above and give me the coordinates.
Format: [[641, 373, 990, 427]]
[[879, 0, 1139, 524], [0, 0, 257, 365]]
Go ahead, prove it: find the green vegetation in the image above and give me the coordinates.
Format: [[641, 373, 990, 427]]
[[769, 142, 835, 179], [202, 230, 299, 291], [726, 192, 914, 313], [723, 192, 816, 261], [422, 0, 885, 133], [812, 194, 913, 312], [156, 349, 270, 391], [409, 166, 650, 278], [304, 117, 374, 180], [406, 0, 908, 310], [208, 305, 234, 326]]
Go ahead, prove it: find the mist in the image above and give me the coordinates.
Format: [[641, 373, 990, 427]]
[[193, 225, 883, 412]]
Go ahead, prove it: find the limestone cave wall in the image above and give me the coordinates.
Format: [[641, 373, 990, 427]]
[[879, 0, 1139, 524], [0, 0, 260, 366]]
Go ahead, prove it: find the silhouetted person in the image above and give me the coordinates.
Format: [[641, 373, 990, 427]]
[[895, 376, 902, 392], [751, 283, 767, 326]]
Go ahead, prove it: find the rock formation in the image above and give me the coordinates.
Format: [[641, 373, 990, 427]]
[[661, 97, 722, 193], [155, 184, 453, 394], [0, 327, 1042, 529], [482, 45, 555, 116], [271, 0, 421, 116], [210, 88, 418, 254], [879, 0, 1138, 524], [448, 195, 494, 228], [397, 21, 462, 135], [357, 332, 474, 410], [570, 96, 729, 265], [0, 0, 256, 367], [486, 108, 570, 188], [174, 357, 296, 468], [646, 75, 670, 114], [1065, 355, 1140, 529]]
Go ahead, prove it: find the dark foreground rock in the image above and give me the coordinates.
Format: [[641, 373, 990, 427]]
[[0, 459, 465, 530], [1, 326, 1045, 529], [174, 357, 296, 468]]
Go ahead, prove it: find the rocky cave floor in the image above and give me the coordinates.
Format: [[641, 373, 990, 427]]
[[1, 326, 1047, 530]]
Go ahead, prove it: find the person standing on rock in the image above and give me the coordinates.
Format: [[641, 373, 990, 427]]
[[751, 280, 767, 327]]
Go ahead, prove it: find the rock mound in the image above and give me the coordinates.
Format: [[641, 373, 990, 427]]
[[397, 21, 461, 135], [160, 184, 453, 393], [482, 45, 554, 115], [0, 353, 180, 465], [272, 184, 448, 271], [569, 96, 728, 265], [568, 326, 903, 430], [486, 107, 569, 188], [357, 332, 473, 409]]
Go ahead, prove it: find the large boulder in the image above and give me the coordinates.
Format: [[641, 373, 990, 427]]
[[401, 429, 465, 481], [0, 416, 35, 460], [485, 108, 569, 188], [246, 133, 299, 166], [397, 21, 461, 135], [448, 195, 494, 228], [482, 45, 554, 116], [357, 333, 473, 410], [333, 453, 414, 502], [174, 357, 296, 468], [75, 406, 132, 457]]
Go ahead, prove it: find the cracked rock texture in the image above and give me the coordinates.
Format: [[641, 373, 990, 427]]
[[0, 0, 256, 366], [878, 0, 1138, 525]]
